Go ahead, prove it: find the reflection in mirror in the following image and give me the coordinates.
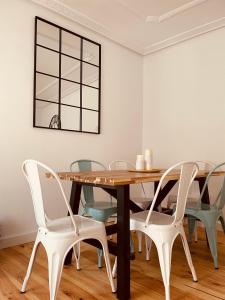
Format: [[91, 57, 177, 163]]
[[82, 109, 99, 133], [37, 19, 59, 51], [61, 105, 80, 131], [36, 73, 59, 102], [82, 86, 98, 110], [62, 31, 80, 59], [36, 46, 59, 77], [36, 101, 59, 128], [61, 55, 80, 82], [61, 80, 80, 107], [83, 40, 99, 66], [82, 62, 99, 88]]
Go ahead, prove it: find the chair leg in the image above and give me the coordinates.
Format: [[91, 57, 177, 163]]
[[145, 235, 152, 261], [219, 215, 225, 234], [99, 238, 116, 293], [180, 226, 197, 282], [73, 243, 81, 270], [187, 215, 196, 242], [112, 257, 117, 278], [204, 224, 218, 269], [130, 234, 135, 255], [97, 248, 104, 268], [194, 222, 198, 243], [47, 250, 65, 300], [21, 236, 40, 293], [137, 231, 142, 252], [102, 233, 134, 276], [155, 239, 173, 300]]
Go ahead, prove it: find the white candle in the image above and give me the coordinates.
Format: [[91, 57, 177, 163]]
[[145, 149, 152, 170]]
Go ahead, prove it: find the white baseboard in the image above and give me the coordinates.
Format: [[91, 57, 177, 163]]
[[0, 231, 36, 250]]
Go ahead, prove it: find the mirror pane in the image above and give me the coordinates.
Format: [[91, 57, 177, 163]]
[[61, 105, 80, 131], [83, 40, 99, 66], [62, 31, 81, 59], [82, 62, 99, 88], [37, 20, 59, 51], [82, 86, 98, 110], [61, 80, 80, 107], [35, 101, 59, 128], [36, 73, 59, 102], [61, 55, 80, 82], [37, 46, 59, 77], [82, 109, 99, 133]]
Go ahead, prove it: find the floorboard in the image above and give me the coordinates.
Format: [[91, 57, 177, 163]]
[[0, 228, 225, 299]]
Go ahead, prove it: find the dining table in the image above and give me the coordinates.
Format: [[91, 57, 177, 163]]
[[48, 168, 225, 300]]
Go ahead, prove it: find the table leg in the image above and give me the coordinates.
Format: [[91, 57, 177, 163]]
[[64, 182, 82, 265], [151, 180, 177, 210], [116, 185, 130, 300], [197, 178, 210, 244], [154, 181, 159, 193], [198, 178, 210, 204]]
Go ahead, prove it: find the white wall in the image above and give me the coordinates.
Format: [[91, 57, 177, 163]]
[[143, 27, 225, 167], [143, 27, 225, 200], [0, 0, 143, 248]]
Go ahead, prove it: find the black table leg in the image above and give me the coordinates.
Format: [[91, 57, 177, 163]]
[[198, 177, 210, 204], [151, 180, 177, 210], [64, 182, 82, 265], [116, 185, 130, 300]]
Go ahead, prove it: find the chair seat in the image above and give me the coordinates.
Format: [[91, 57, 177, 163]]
[[85, 201, 117, 222], [185, 201, 217, 212], [131, 197, 153, 210], [168, 195, 197, 209], [130, 210, 174, 226], [47, 215, 103, 235], [85, 201, 117, 211]]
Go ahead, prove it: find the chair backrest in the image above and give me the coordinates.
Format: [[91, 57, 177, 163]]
[[70, 159, 106, 204], [109, 160, 147, 197], [145, 161, 199, 227], [23, 160, 78, 233], [109, 160, 134, 170], [199, 162, 225, 210], [194, 160, 217, 172]]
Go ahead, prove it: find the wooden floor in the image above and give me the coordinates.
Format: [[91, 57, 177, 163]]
[[1, 228, 225, 300]]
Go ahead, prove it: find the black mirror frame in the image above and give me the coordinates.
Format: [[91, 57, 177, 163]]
[[33, 16, 101, 134]]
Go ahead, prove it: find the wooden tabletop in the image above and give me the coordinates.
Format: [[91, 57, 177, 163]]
[[47, 169, 225, 186]]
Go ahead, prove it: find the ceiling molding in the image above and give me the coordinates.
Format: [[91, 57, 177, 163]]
[[32, 0, 225, 56], [146, 0, 208, 23], [32, 0, 111, 35], [144, 16, 225, 55], [31, 0, 143, 54]]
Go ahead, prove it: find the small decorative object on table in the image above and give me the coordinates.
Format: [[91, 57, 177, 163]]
[[144, 149, 152, 170], [136, 154, 145, 170]]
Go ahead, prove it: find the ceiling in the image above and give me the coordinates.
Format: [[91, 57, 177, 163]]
[[32, 0, 225, 55]]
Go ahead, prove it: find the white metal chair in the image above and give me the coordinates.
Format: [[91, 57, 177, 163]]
[[130, 161, 199, 300], [20, 160, 115, 300], [109, 160, 153, 255], [167, 161, 216, 242]]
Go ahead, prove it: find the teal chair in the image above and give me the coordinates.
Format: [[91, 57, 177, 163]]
[[70, 159, 118, 268], [185, 162, 225, 269]]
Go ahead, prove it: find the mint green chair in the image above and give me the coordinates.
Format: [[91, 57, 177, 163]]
[[70, 159, 118, 268], [185, 162, 225, 269]]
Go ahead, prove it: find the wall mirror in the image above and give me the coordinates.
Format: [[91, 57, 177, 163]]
[[34, 17, 101, 134]]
